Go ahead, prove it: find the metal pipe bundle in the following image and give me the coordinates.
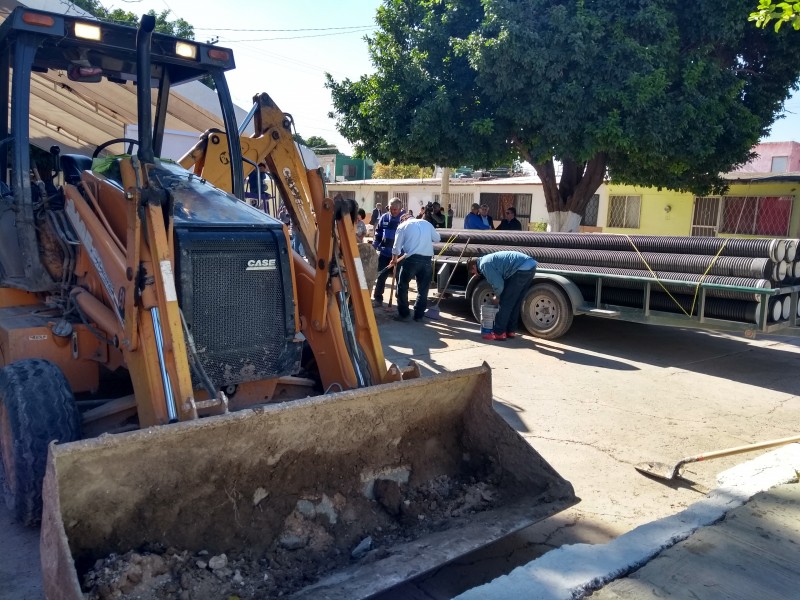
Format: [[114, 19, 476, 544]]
[[438, 229, 798, 262], [535, 264, 772, 301], [433, 243, 774, 280]]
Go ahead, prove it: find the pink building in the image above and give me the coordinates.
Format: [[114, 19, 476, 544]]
[[735, 141, 800, 173]]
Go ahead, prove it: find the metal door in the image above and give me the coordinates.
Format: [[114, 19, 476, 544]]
[[691, 196, 721, 237]]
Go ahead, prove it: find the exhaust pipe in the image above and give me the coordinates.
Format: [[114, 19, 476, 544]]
[[135, 14, 156, 164]]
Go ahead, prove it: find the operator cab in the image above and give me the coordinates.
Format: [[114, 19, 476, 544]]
[[0, 7, 244, 291]]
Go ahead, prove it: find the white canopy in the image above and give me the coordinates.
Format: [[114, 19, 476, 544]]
[[2, 1, 250, 156]]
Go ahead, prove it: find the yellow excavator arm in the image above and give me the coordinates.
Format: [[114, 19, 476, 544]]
[[179, 93, 407, 389]]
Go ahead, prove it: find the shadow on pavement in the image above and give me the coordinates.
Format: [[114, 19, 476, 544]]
[[554, 317, 800, 396]]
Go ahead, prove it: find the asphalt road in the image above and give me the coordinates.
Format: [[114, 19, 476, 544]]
[[2, 297, 798, 599]]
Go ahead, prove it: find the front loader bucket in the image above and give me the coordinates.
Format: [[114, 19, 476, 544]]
[[41, 364, 576, 599]]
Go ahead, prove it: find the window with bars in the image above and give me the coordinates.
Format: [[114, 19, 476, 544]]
[[392, 191, 409, 211], [607, 195, 641, 228], [449, 192, 475, 218], [581, 194, 600, 227], [719, 196, 792, 236], [374, 191, 388, 207]]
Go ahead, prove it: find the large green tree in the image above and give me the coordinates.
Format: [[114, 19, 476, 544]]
[[373, 160, 433, 179], [304, 136, 339, 155], [751, 1, 800, 31], [71, 0, 194, 37], [327, 0, 800, 231]]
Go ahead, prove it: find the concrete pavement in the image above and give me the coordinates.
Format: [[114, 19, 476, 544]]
[[1, 296, 798, 599], [456, 446, 800, 599], [374, 295, 800, 599]]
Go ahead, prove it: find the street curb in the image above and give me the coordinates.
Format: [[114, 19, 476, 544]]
[[455, 444, 800, 600]]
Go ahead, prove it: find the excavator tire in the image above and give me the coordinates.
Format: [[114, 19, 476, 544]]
[[0, 359, 81, 526]]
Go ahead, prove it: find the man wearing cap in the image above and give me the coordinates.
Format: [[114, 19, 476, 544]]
[[390, 214, 441, 322]]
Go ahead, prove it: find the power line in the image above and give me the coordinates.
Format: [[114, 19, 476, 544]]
[[194, 24, 374, 32], [218, 28, 374, 43]]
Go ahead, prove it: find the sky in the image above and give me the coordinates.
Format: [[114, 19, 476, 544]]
[[118, 0, 383, 155], [85, 0, 800, 156]]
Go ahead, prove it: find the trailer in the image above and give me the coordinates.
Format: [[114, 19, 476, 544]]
[[433, 258, 800, 340]]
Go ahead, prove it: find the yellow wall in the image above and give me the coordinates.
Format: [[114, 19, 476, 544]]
[[605, 182, 800, 238], [603, 184, 693, 236]]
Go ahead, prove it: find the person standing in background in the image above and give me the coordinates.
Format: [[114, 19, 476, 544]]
[[355, 208, 367, 243], [468, 250, 537, 341], [372, 198, 404, 307], [390, 214, 440, 322], [464, 203, 489, 230], [447, 204, 454, 228], [425, 202, 446, 228], [496, 206, 522, 230], [371, 203, 381, 225], [479, 204, 494, 229]]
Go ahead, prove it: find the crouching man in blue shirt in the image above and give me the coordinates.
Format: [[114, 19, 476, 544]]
[[468, 251, 537, 341]]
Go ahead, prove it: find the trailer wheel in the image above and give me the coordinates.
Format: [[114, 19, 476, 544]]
[[0, 359, 80, 526], [470, 280, 496, 322], [520, 283, 573, 340]]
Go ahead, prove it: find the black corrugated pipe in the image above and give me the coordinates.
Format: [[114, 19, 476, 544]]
[[577, 285, 782, 324], [543, 265, 772, 301], [437, 230, 790, 261], [434, 243, 775, 281]]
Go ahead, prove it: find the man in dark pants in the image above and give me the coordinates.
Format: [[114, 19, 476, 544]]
[[468, 250, 537, 341], [372, 197, 404, 307], [390, 214, 441, 321]]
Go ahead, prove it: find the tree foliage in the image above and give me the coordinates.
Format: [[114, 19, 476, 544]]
[[304, 136, 339, 155], [372, 160, 433, 179], [327, 0, 800, 230], [71, 0, 194, 37], [751, 1, 800, 31], [71, 1, 213, 88]]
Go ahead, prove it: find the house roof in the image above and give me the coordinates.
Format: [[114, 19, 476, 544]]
[[721, 171, 800, 183], [329, 175, 544, 187]]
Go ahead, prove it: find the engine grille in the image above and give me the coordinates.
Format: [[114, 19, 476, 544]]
[[175, 229, 301, 388]]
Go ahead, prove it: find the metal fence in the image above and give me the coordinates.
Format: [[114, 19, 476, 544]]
[[718, 196, 793, 236], [691, 195, 793, 237]]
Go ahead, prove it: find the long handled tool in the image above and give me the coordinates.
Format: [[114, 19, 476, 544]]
[[385, 271, 396, 312], [426, 239, 470, 320], [635, 433, 800, 481]]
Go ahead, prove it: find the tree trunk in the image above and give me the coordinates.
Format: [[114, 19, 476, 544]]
[[516, 145, 607, 232]]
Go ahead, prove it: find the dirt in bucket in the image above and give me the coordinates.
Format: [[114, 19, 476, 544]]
[[82, 473, 503, 600]]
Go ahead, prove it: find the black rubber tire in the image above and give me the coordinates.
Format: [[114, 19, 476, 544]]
[[470, 279, 496, 322], [0, 359, 81, 526], [520, 282, 574, 340]]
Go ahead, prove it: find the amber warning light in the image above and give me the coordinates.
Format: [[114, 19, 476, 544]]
[[21, 12, 55, 27]]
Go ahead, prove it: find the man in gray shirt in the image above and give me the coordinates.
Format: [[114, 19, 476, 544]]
[[390, 215, 441, 322]]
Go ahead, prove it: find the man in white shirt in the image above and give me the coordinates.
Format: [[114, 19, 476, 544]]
[[390, 214, 441, 322]]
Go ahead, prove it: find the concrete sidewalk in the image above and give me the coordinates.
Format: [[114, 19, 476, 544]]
[[592, 481, 800, 600], [454, 445, 800, 600]]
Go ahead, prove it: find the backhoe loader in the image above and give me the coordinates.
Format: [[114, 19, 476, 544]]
[[0, 8, 576, 598]]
